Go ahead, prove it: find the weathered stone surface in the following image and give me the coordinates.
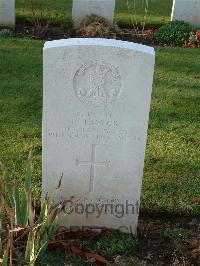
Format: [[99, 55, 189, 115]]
[[171, 0, 200, 27], [0, 0, 15, 27], [72, 0, 115, 28], [43, 38, 155, 234]]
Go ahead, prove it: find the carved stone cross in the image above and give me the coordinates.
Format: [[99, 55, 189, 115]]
[[76, 144, 110, 193]]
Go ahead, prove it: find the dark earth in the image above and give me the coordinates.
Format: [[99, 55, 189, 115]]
[[13, 20, 156, 46], [41, 213, 199, 265]]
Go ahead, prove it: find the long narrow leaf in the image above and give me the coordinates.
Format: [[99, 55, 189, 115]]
[[2, 248, 8, 266], [37, 201, 46, 224], [30, 240, 49, 266], [25, 162, 32, 193], [48, 220, 58, 240], [28, 193, 35, 227], [13, 186, 21, 225], [37, 233, 48, 256], [25, 230, 36, 263], [20, 192, 28, 226], [2, 171, 15, 209]]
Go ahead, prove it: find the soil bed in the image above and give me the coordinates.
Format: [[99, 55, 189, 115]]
[[14, 21, 156, 46], [12, 22, 200, 48], [43, 213, 199, 265]]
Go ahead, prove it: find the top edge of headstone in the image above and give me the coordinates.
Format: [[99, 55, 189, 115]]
[[43, 38, 155, 56]]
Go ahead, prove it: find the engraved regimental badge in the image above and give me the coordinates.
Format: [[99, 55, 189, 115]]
[[73, 61, 121, 107]]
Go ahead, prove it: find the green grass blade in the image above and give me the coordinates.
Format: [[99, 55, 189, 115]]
[[13, 186, 22, 225], [25, 230, 36, 263], [28, 193, 35, 227], [25, 162, 32, 193], [38, 234, 48, 257], [0, 238, 2, 254], [48, 221, 58, 240], [2, 248, 8, 266], [38, 201, 47, 224], [2, 170, 14, 208], [20, 191, 28, 226], [30, 238, 48, 266]]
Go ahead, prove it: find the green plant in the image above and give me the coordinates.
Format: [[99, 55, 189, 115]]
[[81, 14, 109, 26], [126, 0, 149, 33], [189, 31, 200, 47], [189, 32, 196, 43], [39, 251, 83, 266], [0, 155, 65, 265], [77, 15, 116, 38], [155, 20, 192, 46], [164, 228, 188, 256], [26, 0, 67, 36], [0, 29, 13, 38], [94, 232, 137, 259]]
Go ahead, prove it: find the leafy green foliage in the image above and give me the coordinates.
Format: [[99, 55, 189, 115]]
[[155, 20, 192, 46], [0, 157, 65, 265], [38, 252, 83, 266], [0, 29, 13, 38], [2, 156, 34, 227], [164, 228, 189, 256], [94, 232, 137, 259], [189, 32, 197, 44]]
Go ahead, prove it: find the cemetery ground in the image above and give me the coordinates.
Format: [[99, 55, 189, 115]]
[[16, 0, 173, 27], [0, 0, 200, 265], [13, 0, 199, 47], [14, 1, 174, 47], [0, 37, 199, 265]]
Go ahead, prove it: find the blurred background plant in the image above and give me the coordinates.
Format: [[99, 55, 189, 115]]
[[25, 0, 68, 36], [126, 0, 149, 34], [189, 30, 200, 47], [77, 15, 117, 38], [0, 154, 65, 265], [0, 29, 13, 38], [155, 20, 192, 46], [94, 231, 138, 260]]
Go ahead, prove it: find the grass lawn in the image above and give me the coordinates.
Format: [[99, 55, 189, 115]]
[[0, 38, 199, 215], [16, 0, 173, 26]]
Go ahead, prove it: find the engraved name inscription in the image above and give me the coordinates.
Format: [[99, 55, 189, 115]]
[[73, 61, 121, 107], [48, 112, 135, 145]]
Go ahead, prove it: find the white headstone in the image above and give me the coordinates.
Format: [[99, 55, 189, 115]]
[[171, 0, 200, 28], [72, 0, 115, 28], [43, 38, 155, 234], [0, 0, 15, 27]]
